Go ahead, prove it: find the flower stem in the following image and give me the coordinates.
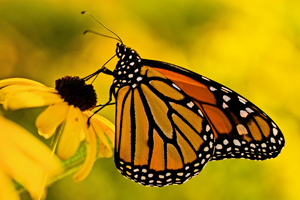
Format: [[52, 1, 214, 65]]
[[50, 122, 65, 152], [35, 123, 65, 200]]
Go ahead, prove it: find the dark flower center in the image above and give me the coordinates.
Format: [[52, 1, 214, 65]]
[[55, 76, 97, 111]]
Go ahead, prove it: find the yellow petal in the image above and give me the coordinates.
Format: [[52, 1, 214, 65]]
[[99, 139, 113, 158], [0, 85, 56, 107], [0, 116, 62, 172], [0, 169, 19, 200], [90, 119, 113, 158], [56, 106, 84, 160], [36, 102, 69, 139], [0, 141, 52, 198], [86, 111, 115, 147], [0, 85, 53, 96], [73, 116, 97, 182], [4, 90, 63, 110], [0, 78, 46, 88], [0, 116, 62, 198]]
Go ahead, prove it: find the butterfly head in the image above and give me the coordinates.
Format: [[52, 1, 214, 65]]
[[113, 43, 143, 88]]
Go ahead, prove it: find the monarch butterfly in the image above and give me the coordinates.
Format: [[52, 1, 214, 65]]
[[83, 12, 285, 187]]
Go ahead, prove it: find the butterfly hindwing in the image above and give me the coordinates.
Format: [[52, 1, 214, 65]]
[[114, 65, 215, 186]]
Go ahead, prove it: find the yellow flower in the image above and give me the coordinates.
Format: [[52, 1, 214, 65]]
[[0, 77, 115, 181], [0, 115, 62, 200]]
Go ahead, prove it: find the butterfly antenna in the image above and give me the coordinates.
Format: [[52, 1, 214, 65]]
[[81, 11, 123, 44]]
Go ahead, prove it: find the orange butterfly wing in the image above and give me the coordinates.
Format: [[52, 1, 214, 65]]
[[114, 65, 215, 186], [146, 59, 284, 161]]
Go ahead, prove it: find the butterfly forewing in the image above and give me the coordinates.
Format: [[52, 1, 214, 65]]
[[145, 59, 285, 161], [114, 65, 215, 186]]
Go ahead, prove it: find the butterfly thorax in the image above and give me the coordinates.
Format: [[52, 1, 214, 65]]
[[113, 43, 143, 88]]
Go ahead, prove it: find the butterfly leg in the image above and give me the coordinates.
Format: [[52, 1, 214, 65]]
[[87, 84, 116, 125]]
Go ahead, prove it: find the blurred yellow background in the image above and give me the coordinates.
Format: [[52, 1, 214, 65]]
[[0, 0, 299, 199]]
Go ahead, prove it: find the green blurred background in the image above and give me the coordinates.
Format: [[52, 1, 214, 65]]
[[0, 0, 299, 199]]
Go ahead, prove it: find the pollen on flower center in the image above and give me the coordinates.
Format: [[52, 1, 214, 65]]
[[55, 76, 97, 111]]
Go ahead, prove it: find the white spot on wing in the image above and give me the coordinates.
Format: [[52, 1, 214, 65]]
[[237, 124, 248, 135], [270, 137, 276, 143], [198, 109, 204, 117], [206, 125, 210, 132], [233, 139, 241, 146], [223, 139, 229, 145], [238, 96, 247, 104], [222, 102, 228, 109], [172, 83, 181, 90], [187, 101, 194, 108], [240, 110, 248, 118], [273, 128, 278, 136], [209, 86, 217, 91], [201, 158, 206, 164], [202, 76, 211, 81], [246, 107, 254, 113], [223, 95, 231, 102], [221, 87, 232, 93]]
